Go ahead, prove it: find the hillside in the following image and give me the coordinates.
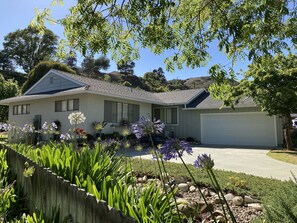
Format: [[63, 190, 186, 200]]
[[184, 76, 215, 89], [106, 71, 214, 91]]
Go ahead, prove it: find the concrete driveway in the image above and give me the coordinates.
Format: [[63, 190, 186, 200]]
[[121, 146, 297, 181]]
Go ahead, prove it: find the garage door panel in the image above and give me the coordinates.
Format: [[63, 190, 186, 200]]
[[201, 113, 276, 147]]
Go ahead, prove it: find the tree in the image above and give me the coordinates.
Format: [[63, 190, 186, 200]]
[[0, 50, 14, 72], [117, 59, 135, 76], [64, 50, 77, 70], [210, 53, 297, 150], [94, 56, 110, 73], [21, 61, 76, 93], [152, 67, 166, 83], [81, 56, 95, 75], [0, 73, 19, 121], [81, 55, 110, 76], [35, 1, 296, 71], [143, 70, 168, 92], [2, 26, 58, 73]]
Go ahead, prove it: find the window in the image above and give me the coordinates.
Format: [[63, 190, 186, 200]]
[[13, 104, 30, 115], [49, 76, 54, 84], [55, 99, 79, 112], [154, 107, 178, 125], [104, 100, 140, 123]]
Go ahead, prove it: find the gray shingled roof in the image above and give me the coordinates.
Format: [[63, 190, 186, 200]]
[[154, 89, 205, 105], [193, 94, 256, 109], [54, 70, 164, 104]]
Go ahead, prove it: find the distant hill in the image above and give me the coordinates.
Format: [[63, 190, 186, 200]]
[[184, 76, 215, 89], [106, 71, 215, 91], [0, 70, 27, 86]]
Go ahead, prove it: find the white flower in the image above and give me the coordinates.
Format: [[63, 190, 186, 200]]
[[68, 112, 86, 125]]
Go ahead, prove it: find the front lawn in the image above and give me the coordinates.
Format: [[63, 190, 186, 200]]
[[267, 150, 297, 165], [130, 157, 289, 198]]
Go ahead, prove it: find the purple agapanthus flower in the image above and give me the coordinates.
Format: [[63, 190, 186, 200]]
[[131, 116, 165, 139], [60, 133, 71, 141], [42, 121, 58, 133], [154, 139, 193, 161], [194, 153, 214, 170]]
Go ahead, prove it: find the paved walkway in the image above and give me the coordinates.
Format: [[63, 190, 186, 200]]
[[121, 146, 297, 181]]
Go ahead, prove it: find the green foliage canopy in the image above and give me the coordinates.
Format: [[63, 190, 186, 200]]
[[0, 50, 14, 72], [0, 74, 19, 122], [117, 59, 135, 76], [34, 0, 297, 71], [63, 50, 77, 70], [2, 26, 58, 73], [21, 61, 76, 94]]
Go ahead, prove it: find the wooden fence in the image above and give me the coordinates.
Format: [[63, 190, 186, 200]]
[[3, 145, 136, 223]]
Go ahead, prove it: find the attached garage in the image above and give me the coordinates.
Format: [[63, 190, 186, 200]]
[[201, 112, 277, 147]]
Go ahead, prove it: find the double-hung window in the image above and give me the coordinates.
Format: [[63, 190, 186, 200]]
[[104, 100, 140, 123], [13, 104, 30, 115], [154, 107, 178, 125], [55, 99, 79, 112]]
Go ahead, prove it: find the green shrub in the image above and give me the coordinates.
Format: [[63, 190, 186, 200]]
[[257, 174, 297, 223]]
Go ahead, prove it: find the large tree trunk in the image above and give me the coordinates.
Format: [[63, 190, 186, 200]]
[[284, 114, 294, 150]]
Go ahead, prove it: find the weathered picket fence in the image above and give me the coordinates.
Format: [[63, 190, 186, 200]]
[[3, 145, 135, 223]]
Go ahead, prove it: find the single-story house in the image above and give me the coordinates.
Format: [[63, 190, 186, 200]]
[[0, 69, 283, 147]]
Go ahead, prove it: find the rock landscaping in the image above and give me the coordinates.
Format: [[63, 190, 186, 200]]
[[137, 174, 263, 223]]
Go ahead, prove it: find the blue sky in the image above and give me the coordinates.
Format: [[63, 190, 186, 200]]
[[0, 0, 248, 80]]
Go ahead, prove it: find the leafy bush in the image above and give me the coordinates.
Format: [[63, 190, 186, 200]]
[[0, 149, 16, 222], [257, 175, 297, 223], [99, 139, 121, 156]]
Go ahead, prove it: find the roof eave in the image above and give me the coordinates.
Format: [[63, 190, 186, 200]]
[[182, 105, 257, 110], [184, 88, 206, 105]]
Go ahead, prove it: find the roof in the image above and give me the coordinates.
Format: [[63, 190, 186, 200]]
[[0, 69, 258, 109], [154, 89, 205, 105], [49, 70, 164, 104], [189, 94, 256, 109], [0, 87, 87, 105]]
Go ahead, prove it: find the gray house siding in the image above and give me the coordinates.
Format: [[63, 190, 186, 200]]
[[26, 73, 82, 95], [157, 106, 283, 146]]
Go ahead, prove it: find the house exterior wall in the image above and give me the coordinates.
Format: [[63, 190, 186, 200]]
[[157, 106, 283, 146], [27, 73, 82, 95], [8, 93, 152, 137]]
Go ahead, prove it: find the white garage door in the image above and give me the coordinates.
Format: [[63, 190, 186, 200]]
[[201, 112, 277, 147]]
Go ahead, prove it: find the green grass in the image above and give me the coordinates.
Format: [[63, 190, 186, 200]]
[[267, 150, 297, 165], [129, 157, 290, 198]]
